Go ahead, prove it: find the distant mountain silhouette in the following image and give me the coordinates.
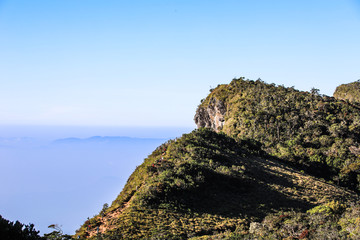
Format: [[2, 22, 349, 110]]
[[53, 136, 167, 144]]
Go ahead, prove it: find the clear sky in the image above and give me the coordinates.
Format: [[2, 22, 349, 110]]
[[0, 0, 359, 127]]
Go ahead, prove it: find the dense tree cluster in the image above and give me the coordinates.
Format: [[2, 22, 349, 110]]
[[0, 215, 42, 240], [199, 78, 360, 191]]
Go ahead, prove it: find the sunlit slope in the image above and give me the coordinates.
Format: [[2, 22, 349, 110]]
[[76, 129, 357, 239], [195, 78, 360, 192]]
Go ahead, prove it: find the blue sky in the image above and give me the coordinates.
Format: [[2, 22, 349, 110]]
[[0, 0, 359, 235], [0, 0, 359, 127]]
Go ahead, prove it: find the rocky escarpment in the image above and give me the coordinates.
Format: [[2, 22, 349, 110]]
[[194, 97, 226, 131], [333, 80, 360, 103]]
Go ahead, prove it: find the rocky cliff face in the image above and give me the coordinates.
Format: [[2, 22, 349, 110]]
[[194, 97, 226, 131], [333, 80, 360, 103]]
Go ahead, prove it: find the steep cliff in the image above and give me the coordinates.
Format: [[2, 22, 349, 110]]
[[333, 80, 360, 103], [194, 97, 226, 131]]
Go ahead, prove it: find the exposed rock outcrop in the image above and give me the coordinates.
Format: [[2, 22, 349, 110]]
[[333, 80, 360, 103], [194, 97, 226, 131]]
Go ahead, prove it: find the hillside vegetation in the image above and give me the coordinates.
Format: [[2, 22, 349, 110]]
[[75, 78, 360, 239], [196, 78, 360, 192], [76, 129, 358, 239]]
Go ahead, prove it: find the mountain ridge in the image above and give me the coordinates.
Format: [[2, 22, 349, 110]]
[[76, 78, 360, 239]]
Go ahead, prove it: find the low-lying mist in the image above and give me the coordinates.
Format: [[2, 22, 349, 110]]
[[0, 126, 192, 235]]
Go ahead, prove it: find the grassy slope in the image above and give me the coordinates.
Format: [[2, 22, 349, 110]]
[[75, 129, 357, 239]]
